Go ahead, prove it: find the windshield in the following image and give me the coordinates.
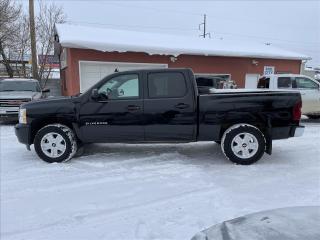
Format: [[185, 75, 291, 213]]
[[0, 81, 41, 92]]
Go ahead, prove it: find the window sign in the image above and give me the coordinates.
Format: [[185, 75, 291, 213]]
[[264, 66, 275, 75]]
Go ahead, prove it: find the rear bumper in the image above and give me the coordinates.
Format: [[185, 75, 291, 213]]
[[271, 125, 304, 139], [291, 125, 304, 137], [15, 123, 32, 145]]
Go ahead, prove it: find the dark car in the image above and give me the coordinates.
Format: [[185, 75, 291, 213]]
[[191, 206, 320, 240], [15, 68, 304, 164]]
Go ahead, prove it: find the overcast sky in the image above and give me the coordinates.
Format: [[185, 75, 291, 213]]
[[20, 0, 320, 67]]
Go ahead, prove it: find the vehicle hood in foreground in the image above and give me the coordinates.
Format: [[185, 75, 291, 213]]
[[191, 206, 320, 240]]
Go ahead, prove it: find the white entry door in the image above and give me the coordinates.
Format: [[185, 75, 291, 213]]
[[245, 74, 260, 89], [79, 61, 168, 93]]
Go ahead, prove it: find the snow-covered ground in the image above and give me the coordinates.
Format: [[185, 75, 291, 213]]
[[1, 120, 319, 240]]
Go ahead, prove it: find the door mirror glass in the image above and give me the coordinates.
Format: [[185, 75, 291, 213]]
[[91, 88, 100, 99], [42, 88, 50, 93]]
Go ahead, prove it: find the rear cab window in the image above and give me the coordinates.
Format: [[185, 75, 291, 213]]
[[147, 72, 187, 98], [257, 77, 270, 88]]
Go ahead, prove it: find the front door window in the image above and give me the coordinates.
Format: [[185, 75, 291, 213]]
[[98, 74, 139, 100]]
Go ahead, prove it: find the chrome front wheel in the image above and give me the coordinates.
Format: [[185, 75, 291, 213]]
[[34, 124, 77, 163], [40, 132, 67, 158]]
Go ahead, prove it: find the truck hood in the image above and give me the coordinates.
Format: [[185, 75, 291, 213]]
[[0, 91, 40, 99], [21, 95, 78, 109]]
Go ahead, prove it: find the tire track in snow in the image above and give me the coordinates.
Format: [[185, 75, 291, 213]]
[[2, 184, 221, 238]]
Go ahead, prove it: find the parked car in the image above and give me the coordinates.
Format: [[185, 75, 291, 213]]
[[0, 78, 49, 121], [192, 206, 320, 240], [15, 69, 304, 164], [257, 74, 320, 119]]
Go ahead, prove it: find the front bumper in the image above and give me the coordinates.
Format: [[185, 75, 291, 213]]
[[15, 123, 32, 146], [0, 107, 19, 120]]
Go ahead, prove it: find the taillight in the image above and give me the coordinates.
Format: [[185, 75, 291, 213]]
[[293, 101, 302, 121]]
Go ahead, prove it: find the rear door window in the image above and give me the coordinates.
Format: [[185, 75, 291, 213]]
[[147, 72, 187, 98], [277, 77, 293, 88]]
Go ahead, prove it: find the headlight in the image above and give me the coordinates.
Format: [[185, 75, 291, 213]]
[[19, 108, 27, 124]]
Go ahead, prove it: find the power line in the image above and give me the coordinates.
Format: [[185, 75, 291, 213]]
[[106, 2, 203, 17], [66, 20, 199, 32], [212, 31, 319, 46]]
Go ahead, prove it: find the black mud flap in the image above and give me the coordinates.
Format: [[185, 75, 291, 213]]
[[265, 136, 272, 155], [265, 118, 272, 155]]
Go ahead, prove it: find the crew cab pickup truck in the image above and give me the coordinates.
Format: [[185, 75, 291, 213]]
[[15, 69, 304, 165], [257, 74, 320, 119]]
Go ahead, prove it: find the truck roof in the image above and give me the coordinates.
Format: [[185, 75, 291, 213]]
[[261, 74, 313, 78]]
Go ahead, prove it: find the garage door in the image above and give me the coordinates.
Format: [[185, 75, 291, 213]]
[[79, 61, 168, 92]]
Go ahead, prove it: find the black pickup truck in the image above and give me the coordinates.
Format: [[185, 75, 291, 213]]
[[15, 69, 304, 165]]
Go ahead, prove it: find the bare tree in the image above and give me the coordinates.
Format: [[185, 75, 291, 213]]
[[0, 0, 21, 77], [36, 0, 66, 87], [11, 14, 31, 78]]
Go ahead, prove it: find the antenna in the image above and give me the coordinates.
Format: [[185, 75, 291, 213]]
[[199, 14, 211, 38]]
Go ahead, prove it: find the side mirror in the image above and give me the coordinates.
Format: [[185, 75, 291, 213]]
[[42, 88, 50, 93], [91, 88, 100, 99]]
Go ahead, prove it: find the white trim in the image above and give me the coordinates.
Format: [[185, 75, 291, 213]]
[[195, 73, 231, 80], [78, 60, 168, 92], [79, 60, 168, 67]]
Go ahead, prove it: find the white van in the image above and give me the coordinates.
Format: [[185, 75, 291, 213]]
[[257, 74, 320, 119]]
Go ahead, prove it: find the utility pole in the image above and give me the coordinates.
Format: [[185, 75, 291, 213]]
[[199, 14, 211, 38], [29, 0, 39, 80]]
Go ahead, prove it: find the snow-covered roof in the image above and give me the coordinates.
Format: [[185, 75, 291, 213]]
[[55, 24, 310, 60]]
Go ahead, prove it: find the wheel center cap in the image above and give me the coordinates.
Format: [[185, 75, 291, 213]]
[[242, 143, 247, 148], [52, 143, 56, 147]]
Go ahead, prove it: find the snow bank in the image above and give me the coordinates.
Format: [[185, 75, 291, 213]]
[[55, 24, 310, 60]]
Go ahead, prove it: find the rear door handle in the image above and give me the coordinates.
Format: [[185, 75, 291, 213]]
[[127, 105, 140, 111], [175, 103, 189, 109]]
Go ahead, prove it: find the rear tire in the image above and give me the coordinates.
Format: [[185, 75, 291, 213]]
[[307, 115, 320, 120], [34, 124, 77, 163], [221, 124, 265, 165]]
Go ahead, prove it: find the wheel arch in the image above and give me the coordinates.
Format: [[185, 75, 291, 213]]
[[219, 121, 272, 155], [30, 117, 77, 144]]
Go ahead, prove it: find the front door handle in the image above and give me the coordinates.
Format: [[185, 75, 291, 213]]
[[127, 105, 140, 111], [175, 103, 189, 109]]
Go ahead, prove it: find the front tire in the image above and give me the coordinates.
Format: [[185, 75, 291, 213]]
[[221, 124, 265, 165], [34, 124, 77, 163]]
